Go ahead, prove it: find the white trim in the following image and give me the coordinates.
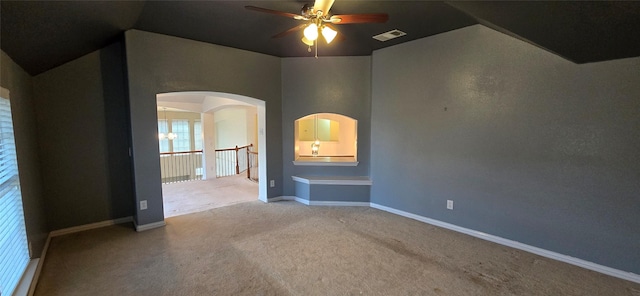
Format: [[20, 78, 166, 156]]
[[134, 220, 166, 232], [291, 175, 372, 186], [267, 196, 296, 202], [293, 161, 359, 166], [14, 259, 38, 296], [370, 203, 640, 284], [308, 201, 370, 207], [28, 235, 51, 296], [293, 197, 310, 205], [288, 197, 369, 207], [50, 216, 133, 237]]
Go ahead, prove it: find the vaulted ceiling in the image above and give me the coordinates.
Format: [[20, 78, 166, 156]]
[[2, 1, 640, 76]]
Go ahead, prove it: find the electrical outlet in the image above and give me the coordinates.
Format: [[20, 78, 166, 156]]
[[140, 200, 148, 210], [447, 200, 454, 210], [270, 180, 275, 187]]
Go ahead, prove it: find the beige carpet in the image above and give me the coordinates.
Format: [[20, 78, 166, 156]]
[[162, 173, 258, 218], [35, 201, 640, 295]]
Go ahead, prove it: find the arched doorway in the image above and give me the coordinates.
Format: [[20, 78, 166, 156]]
[[156, 91, 267, 217]]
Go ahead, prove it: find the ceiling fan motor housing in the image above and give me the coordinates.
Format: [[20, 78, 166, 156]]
[[302, 4, 314, 18]]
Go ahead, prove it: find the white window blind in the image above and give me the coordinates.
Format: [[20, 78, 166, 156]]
[[0, 95, 29, 296], [171, 120, 190, 152]]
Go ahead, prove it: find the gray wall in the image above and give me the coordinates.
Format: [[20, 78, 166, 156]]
[[0, 51, 48, 256], [125, 30, 282, 226], [281, 57, 371, 196], [32, 40, 133, 230], [370, 25, 640, 273]]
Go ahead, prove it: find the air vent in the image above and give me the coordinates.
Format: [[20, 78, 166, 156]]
[[373, 29, 407, 42]]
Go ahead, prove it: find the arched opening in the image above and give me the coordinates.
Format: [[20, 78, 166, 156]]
[[294, 113, 358, 165], [156, 91, 267, 217]]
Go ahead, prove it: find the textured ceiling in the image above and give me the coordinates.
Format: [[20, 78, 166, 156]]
[[2, 1, 640, 76]]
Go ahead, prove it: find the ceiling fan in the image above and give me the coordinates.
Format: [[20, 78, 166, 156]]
[[245, 0, 388, 56]]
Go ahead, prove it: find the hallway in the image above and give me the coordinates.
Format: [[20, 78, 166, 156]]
[[162, 174, 258, 218]]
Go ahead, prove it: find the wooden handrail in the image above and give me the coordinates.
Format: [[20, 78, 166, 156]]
[[160, 150, 203, 156], [213, 144, 254, 175], [215, 144, 252, 152]]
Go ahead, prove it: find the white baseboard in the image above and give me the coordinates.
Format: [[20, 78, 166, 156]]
[[28, 233, 52, 296], [28, 216, 133, 295], [286, 196, 370, 207], [134, 220, 166, 232], [308, 201, 370, 207], [370, 203, 640, 284], [294, 197, 310, 205], [14, 258, 38, 296], [50, 216, 133, 237], [267, 196, 296, 202]]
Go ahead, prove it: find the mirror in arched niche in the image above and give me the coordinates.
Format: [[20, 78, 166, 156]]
[[294, 113, 358, 165]]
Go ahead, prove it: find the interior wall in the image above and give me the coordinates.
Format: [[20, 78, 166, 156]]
[[0, 51, 48, 256], [370, 25, 640, 273], [100, 41, 135, 227], [247, 107, 258, 151], [125, 30, 282, 226], [214, 107, 249, 149], [281, 57, 371, 196], [32, 40, 133, 231]]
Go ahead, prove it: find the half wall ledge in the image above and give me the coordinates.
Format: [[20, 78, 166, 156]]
[[292, 175, 372, 185], [292, 175, 372, 203]]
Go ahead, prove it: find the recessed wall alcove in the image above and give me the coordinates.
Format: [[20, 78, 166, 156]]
[[294, 113, 358, 166]]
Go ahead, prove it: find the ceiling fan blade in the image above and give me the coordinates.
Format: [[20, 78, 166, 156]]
[[245, 6, 303, 19], [313, 0, 335, 16], [330, 13, 389, 24], [272, 24, 308, 39]]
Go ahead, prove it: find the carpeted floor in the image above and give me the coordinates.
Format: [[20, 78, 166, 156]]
[[162, 173, 258, 218], [35, 201, 640, 295]]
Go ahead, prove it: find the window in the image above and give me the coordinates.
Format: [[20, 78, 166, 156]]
[[194, 120, 202, 151], [157, 119, 169, 153], [0, 95, 29, 296], [171, 120, 190, 152]]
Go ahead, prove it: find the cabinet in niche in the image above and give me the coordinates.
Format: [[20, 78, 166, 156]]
[[294, 113, 358, 165], [298, 117, 339, 142]]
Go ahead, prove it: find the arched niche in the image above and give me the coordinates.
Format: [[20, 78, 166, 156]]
[[294, 113, 358, 166]]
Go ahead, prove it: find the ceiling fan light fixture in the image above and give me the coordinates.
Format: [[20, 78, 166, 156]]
[[321, 26, 337, 44], [159, 107, 177, 141], [303, 23, 319, 41], [301, 36, 314, 46]]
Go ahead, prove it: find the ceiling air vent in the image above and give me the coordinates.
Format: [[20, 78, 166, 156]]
[[373, 29, 407, 42]]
